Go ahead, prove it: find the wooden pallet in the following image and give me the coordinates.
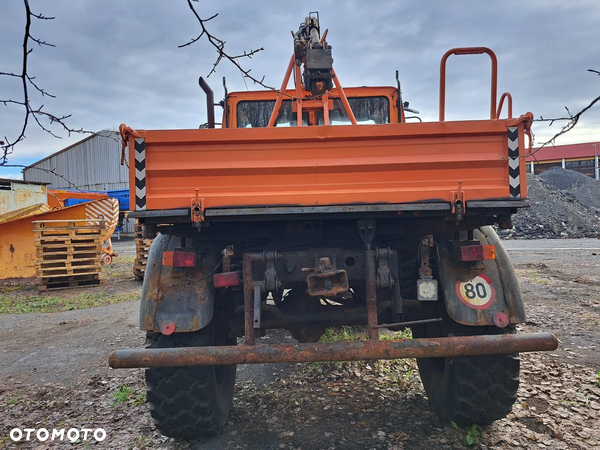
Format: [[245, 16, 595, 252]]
[[133, 223, 154, 280], [39, 274, 107, 291], [33, 220, 106, 290]]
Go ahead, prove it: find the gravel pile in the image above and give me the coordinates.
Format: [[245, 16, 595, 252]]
[[499, 171, 600, 239], [539, 167, 600, 213], [538, 166, 596, 191]]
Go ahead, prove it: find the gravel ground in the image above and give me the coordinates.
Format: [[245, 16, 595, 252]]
[[1, 240, 599, 449]]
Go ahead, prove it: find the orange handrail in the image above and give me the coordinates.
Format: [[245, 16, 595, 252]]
[[439, 47, 498, 122], [496, 92, 513, 119]]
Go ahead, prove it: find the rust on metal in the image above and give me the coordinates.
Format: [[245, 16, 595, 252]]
[[375, 317, 443, 329], [222, 245, 234, 272], [304, 257, 349, 297], [242, 253, 256, 345], [418, 236, 434, 278], [365, 249, 379, 341], [108, 332, 559, 368], [306, 269, 349, 296]]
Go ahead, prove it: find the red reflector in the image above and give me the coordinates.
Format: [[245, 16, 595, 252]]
[[163, 251, 197, 267], [458, 245, 496, 262], [213, 271, 240, 288], [160, 320, 176, 335]]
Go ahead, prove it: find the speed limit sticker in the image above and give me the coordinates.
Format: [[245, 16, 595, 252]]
[[455, 274, 495, 309]]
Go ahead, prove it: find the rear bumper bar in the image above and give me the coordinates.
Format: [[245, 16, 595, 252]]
[[108, 332, 558, 368]]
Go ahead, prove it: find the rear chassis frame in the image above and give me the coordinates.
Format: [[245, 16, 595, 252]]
[[109, 205, 559, 369]]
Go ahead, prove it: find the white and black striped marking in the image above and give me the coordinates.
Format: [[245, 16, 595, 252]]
[[134, 138, 146, 210], [508, 127, 520, 198], [85, 198, 120, 233]]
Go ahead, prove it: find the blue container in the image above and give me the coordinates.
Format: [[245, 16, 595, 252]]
[[107, 189, 130, 211], [64, 198, 94, 207]]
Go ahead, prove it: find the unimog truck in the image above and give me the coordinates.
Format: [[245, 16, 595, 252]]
[[110, 13, 558, 439]]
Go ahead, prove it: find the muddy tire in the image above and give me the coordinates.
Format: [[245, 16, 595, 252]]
[[145, 325, 236, 439], [413, 317, 520, 425]]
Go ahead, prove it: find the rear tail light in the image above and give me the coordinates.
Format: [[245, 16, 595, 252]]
[[162, 251, 197, 267], [213, 271, 241, 288], [458, 245, 496, 262]]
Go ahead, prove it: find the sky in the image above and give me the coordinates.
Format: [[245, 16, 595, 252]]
[[1, 0, 599, 179]]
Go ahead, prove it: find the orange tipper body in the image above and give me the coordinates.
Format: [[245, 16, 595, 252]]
[[121, 75, 532, 217], [124, 110, 530, 214]]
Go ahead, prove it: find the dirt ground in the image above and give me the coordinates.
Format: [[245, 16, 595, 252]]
[[1, 239, 599, 449]]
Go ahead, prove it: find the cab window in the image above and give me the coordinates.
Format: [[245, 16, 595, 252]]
[[236, 96, 390, 128]]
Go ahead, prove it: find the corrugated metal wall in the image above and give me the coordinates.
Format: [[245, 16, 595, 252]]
[[23, 131, 136, 233], [23, 131, 128, 190]]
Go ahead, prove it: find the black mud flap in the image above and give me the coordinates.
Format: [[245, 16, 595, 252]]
[[436, 228, 522, 327], [139, 234, 218, 333]]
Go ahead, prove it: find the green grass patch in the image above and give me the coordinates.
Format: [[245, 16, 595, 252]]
[[0, 294, 63, 314], [452, 422, 481, 446], [111, 385, 146, 407], [319, 325, 412, 342], [0, 290, 139, 314], [320, 325, 366, 342], [6, 393, 20, 406], [380, 327, 412, 340]]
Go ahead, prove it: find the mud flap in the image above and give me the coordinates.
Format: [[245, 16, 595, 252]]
[[436, 228, 523, 327], [139, 234, 218, 333], [480, 226, 526, 324]]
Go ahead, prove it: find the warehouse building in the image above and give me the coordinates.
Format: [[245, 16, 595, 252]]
[[23, 130, 135, 232], [23, 131, 126, 190], [527, 141, 599, 180]]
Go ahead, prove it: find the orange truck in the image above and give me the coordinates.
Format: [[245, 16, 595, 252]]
[[110, 13, 557, 439]]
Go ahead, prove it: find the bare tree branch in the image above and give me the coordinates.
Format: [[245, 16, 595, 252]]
[[182, 0, 276, 92], [1, 0, 91, 166], [530, 84, 600, 156]]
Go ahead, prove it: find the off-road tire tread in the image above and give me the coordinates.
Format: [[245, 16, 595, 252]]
[[446, 352, 520, 424], [416, 324, 520, 425], [145, 330, 235, 439]]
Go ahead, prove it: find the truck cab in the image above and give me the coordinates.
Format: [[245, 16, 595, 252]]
[[228, 86, 399, 128]]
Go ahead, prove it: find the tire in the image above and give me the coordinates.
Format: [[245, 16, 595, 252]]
[[145, 324, 236, 439], [413, 311, 520, 425]]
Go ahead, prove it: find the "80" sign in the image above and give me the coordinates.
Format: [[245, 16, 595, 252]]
[[455, 274, 495, 309]]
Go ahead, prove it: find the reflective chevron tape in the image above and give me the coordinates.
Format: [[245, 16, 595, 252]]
[[508, 127, 520, 198], [85, 198, 120, 236], [134, 138, 146, 210]]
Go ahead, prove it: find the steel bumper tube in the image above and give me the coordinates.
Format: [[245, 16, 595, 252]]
[[109, 332, 558, 369]]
